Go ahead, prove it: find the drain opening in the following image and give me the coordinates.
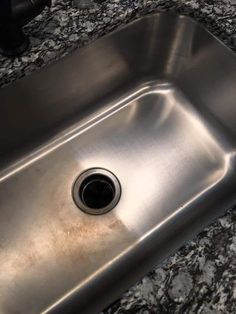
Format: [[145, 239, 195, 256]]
[[80, 174, 115, 209], [73, 168, 121, 215]]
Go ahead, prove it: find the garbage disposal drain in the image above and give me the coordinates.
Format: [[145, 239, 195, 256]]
[[72, 168, 121, 215]]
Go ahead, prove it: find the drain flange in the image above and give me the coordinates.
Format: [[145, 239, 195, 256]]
[[72, 168, 121, 215]]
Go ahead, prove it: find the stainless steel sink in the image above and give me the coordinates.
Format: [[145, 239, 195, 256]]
[[0, 13, 236, 314]]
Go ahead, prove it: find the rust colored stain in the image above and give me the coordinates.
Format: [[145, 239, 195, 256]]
[[0, 148, 137, 313]]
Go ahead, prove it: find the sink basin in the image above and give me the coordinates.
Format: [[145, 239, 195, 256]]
[[0, 13, 236, 314]]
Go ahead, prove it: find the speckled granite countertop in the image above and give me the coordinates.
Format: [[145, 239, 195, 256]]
[[0, 1, 236, 313]]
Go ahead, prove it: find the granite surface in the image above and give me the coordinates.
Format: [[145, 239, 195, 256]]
[[0, 1, 236, 313]]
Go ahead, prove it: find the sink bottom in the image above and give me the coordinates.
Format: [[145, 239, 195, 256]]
[[0, 82, 235, 314]]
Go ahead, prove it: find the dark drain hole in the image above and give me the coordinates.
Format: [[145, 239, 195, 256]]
[[73, 168, 121, 215], [79, 174, 116, 210]]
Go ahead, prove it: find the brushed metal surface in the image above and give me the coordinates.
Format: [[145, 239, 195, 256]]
[[0, 13, 236, 314]]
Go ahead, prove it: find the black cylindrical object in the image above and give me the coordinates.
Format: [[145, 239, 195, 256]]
[[0, 0, 51, 56]]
